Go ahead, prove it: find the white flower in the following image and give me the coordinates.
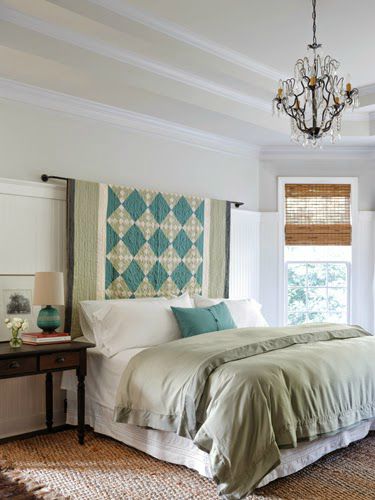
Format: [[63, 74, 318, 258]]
[[21, 321, 28, 331], [13, 317, 22, 324], [6, 322, 13, 329], [4, 318, 10, 324], [14, 321, 22, 329]]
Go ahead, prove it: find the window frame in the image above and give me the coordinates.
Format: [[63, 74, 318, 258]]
[[285, 260, 351, 325], [278, 177, 358, 326]]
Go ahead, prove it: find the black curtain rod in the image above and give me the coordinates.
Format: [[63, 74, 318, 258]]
[[41, 174, 244, 207]]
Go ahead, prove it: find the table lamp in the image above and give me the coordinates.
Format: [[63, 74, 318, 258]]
[[33, 272, 65, 333]]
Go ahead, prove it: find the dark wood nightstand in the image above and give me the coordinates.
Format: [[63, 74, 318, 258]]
[[0, 341, 94, 444]]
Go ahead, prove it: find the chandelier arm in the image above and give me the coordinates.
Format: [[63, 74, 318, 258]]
[[322, 102, 345, 133]]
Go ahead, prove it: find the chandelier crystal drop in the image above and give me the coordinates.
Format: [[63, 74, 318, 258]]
[[272, 0, 359, 148]]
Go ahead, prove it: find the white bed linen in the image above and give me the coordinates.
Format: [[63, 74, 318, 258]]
[[62, 343, 375, 489]]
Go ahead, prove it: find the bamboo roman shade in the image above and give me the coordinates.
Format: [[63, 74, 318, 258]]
[[285, 184, 352, 245]]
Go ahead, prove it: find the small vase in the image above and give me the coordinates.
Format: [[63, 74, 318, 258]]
[[9, 328, 22, 348]]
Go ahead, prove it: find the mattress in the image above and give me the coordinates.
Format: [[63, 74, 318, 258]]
[[61, 343, 375, 489]]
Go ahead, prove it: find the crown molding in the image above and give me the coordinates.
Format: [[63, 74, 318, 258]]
[[359, 83, 375, 96], [0, 5, 269, 113], [0, 77, 259, 158], [344, 111, 372, 122], [260, 145, 375, 160], [87, 0, 284, 82]]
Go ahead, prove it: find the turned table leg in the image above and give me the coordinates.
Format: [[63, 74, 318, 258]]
[[45, 372, 53, 432], [77, 372, 85, 444]]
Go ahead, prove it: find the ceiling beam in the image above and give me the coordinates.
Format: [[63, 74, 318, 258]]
[[0, 77, 259, 158], [86, 0, 285, 81]]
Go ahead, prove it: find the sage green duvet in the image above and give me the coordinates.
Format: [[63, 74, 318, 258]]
[[114, 323, 375, 499]]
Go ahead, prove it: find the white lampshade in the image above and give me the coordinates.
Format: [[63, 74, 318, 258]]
[[33, 272, 65, 306]]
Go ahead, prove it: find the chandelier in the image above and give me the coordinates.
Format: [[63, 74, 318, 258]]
[[272, 0, 359, 147]]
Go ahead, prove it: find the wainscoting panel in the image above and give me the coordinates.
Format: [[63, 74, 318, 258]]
[[356, 212, 375, 333], [259, 212, 279, 327], [0, 178, 66, 438], [229, 209, 260, 300]]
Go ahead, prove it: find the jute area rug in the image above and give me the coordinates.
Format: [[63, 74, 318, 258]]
[[0, 430, 373, 500]]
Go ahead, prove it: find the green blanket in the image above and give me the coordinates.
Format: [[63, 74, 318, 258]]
[[114, 324, 375, 499]]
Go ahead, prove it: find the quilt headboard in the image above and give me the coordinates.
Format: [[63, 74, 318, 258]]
[[65, 179, 231, 338]]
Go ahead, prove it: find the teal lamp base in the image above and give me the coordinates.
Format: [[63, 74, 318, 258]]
[[37, 305, 61, 333]]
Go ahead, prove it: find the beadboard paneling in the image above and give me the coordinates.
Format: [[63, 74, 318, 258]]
[[229, 209, 260, 300], [0, 178, 66, 438]]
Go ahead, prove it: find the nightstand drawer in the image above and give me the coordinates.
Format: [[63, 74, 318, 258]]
[[40, 351, 79, 370], [0, 356, 37, 376]]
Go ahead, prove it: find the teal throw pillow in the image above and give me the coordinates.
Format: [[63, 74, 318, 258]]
[[171, 301, 237, 338]]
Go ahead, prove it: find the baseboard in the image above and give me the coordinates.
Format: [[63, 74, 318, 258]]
[[0, 424, 73, 444], [0, 409, 66, 440]]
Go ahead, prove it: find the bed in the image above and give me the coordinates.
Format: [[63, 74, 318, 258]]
[[62, 336, 375, 495]]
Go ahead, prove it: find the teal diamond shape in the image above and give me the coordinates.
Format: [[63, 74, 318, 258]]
[[123, 261, 144, 293], [107, 187, 121, 217], [106, 222, 121, 254], [173, 229, 192, 258], [105, 258, 120, 290], [123, 190, 147, 220], [149, 193, 170, 224], [196, 262, 203, 285], [195, 201, 205, 225], [173, 198, 193, 226], [148, 228, 170, 257], [147, 262, 168, 292], [171, 262, 192, 290], [123, 225, 146, 256], [195, 232, 204, 256]]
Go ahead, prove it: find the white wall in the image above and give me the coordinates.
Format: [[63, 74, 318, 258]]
[[0, 179, 66, 438], [0, 99, 259, 210]]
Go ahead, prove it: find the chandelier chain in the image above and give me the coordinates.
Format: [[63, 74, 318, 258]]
[[312, 0, 317, 46]]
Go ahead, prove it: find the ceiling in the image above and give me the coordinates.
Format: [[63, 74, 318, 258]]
[[0, 0, 374, 155]]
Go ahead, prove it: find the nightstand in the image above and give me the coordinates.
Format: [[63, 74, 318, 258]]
[[0, 341, 94, 444]]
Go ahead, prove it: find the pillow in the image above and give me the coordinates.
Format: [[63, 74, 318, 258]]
[[194, 296, 269, 328], [92, 293, 193, 357], [79, 296, 166, 343], [79, 292, 192, 344], [171, 302, 237, 338]]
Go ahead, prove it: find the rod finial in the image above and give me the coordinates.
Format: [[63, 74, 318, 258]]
[[41, 174, 49, 182]]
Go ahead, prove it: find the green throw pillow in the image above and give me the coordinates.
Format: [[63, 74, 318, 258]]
[[171, 301, 237, 338]]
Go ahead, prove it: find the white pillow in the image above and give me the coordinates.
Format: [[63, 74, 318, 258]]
[[80, 293, 192, 344], [194, 296, 269, 328], [79, 296, 166, 343], [93, 293, 193, 357]]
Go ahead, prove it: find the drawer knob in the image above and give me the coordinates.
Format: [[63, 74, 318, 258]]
[[56, 356, 65, 363], [9, 361, 20, 369]]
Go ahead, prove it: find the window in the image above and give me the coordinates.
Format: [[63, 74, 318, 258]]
[[287, 261, 349, 325], [281, 181, 353, 326]]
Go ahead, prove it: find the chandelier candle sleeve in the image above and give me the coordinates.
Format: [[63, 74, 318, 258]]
[[272, 0, 359, 148]]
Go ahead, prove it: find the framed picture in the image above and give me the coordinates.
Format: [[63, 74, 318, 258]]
[[0, 275, 41, 340]]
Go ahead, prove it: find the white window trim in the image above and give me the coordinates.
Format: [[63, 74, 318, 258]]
[[285, 260, 351, 324], [278, 177, 358, 326]]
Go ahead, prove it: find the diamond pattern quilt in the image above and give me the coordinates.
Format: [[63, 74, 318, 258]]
[[105, 186, 205, 298], [65, 180, 231, 337]]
